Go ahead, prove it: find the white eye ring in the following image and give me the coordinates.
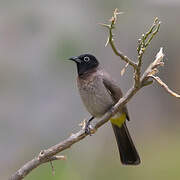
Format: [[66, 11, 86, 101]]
[[84, 56, 90, 62]]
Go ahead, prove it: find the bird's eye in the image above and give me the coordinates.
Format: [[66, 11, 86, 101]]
[[84, 56, 90, 62]]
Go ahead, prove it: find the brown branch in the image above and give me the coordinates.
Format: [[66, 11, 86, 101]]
[[9, 9, 180, 180], [100, 9, 161, 88], [9, 48, 165, 180], [100, 9, 137, 69], [9, 86, 138, 180], [149, 75, 180, 98]]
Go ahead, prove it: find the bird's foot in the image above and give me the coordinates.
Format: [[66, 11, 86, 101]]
[[85, 121, 92, 135], [84, 116, 94, 135], [79, 117, 94, 135]]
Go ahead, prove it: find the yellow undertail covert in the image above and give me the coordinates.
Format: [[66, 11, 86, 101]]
[[110, 113, 126, 128]]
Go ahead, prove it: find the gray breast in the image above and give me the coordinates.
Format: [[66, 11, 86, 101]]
[[78, 75, 114, 117]]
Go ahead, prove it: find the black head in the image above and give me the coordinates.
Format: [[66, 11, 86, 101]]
[[69, 54, 99, 76]]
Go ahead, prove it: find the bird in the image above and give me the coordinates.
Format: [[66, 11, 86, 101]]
[[69, 54, 140, 165]]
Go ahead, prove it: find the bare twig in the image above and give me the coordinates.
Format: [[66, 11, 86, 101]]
[[100, 9, 137, 69], [136, 17, 161, 87], [9, 9, 180, 180], [50, 161, 55, 176], [100, 9, 161, 89], [121, 62, 129, 76], [149, 75, 180, 98]]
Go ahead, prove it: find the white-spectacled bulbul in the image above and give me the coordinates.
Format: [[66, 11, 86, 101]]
[[69, 54, 140, 165]]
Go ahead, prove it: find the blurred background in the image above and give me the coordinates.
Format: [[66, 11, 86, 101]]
[[1, 0, 180, 179]]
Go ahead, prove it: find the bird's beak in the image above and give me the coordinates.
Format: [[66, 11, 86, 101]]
[[68, 56, 81, 63]]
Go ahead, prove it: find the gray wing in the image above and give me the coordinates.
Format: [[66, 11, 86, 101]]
[[102, 71, 130, 121]]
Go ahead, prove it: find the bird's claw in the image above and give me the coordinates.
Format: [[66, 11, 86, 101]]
[[85, 121, 92, 135]]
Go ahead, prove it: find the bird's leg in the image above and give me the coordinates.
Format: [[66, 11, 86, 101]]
[[85, 116, 94, 135]]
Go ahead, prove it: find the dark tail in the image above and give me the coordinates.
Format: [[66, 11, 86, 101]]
[[112, 123, 140, 165]]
